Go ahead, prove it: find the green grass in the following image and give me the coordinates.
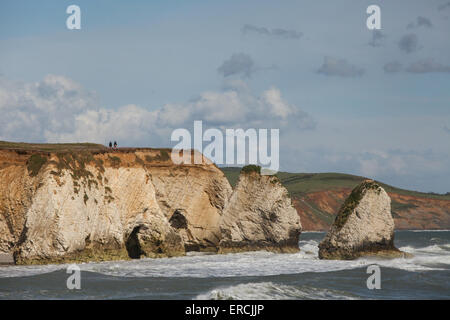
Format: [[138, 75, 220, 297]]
[[391, 201, 419, 212], [241, 165, 261, 175], [276, 172, 364, 195], [220, 167, 450, 200], [221, 167, 241, 187], [220, 167, 450, 229], [26, 154, 48, 177], [51, 152, 98, 181], [144, 150, 171, 162], [0, 141, 106, 152]]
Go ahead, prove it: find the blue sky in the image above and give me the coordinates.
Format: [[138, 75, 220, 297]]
[[1, 0, 450, 193]]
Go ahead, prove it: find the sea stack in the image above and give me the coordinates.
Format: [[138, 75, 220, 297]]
[[219, 166, 302, 253], [319, 180, 408, 260]]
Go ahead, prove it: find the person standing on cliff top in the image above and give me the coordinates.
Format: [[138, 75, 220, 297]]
[[114, 141, 117, 150], [109, 141, 112, 149]]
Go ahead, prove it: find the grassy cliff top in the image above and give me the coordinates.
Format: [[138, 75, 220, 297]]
[[1, 142, 448, 200], [0, 141, 174, 154], [220, 167, 450, 200], [0, 141, 107, 152]]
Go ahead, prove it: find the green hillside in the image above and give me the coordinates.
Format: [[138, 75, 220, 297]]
[[220, 167, 450, 200]]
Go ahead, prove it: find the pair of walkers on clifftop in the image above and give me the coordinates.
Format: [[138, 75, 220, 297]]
[[108, 141, 118, 150]]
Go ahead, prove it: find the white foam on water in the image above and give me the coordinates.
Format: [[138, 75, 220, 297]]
[[79, 241, 366, 278], [410, 230, 450, 232], [194, 282, 358, 300], [1, 233, 449, 279], [78, 239, 450, 277], [0, 264, 65, 278]]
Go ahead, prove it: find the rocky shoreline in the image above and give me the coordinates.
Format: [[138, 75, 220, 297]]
[[0, 147, 414, 265]]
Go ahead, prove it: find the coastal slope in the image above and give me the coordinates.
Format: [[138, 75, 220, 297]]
[[221, 168, 450, 231]]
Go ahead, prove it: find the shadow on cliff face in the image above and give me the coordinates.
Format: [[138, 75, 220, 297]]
[[125, 226, 144, 259]]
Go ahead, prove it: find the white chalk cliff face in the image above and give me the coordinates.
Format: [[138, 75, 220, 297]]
[[318, 180, 407, 260], [150, 165, 232, 251], [219, 170, 302, 253], [1, 150, 304, 264], [0, 149, 232, 264]]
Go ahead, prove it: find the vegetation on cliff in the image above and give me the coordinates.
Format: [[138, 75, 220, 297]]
[[333, 180, 382, 230], [240, 165, 261, 175], [26, 154, 48, 177]]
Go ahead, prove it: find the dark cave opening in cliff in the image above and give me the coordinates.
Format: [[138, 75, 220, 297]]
[[125, 226, 143, 259], [169, 210, 188, 229]]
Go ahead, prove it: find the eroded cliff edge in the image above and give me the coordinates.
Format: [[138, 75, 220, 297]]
[[0, 148, 233, 264], [0, 147, 302, 265]]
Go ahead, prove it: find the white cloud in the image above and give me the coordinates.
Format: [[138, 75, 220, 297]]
[[0, 75, 98, 142], [0, 75, 315, 146], [45, 105, 159, 145], [261, 87, 294, 119]]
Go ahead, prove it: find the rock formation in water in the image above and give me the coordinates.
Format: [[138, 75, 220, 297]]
[[0, 148, 232, 264], [219, 166, 302, 253], [318, 180, 407, 260]]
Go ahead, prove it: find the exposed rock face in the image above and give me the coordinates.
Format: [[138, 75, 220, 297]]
[[0, 253, 14, 265], [318, 180, 406, 260], [0, 149, 232, 264], [0, 148, 301, 265], [150, 164, 232, 252], [219, 170, 302, 253]]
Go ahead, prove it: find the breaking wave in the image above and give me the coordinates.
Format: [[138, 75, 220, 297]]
[[1, 232, 449, 279], [195, 282, 357, 300]]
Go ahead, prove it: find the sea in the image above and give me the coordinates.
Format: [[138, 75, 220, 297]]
[[0, 230, 449, 300]]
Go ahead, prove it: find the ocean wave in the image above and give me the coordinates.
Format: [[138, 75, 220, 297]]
[[400, 244, 450, 254], [194, 282, 357, 300], [1, 234, 449, 279], [297, 240, 319, 258], [409, 230, 450, 233], [0, 264, 65, 279], [355, 243, 450, 272]]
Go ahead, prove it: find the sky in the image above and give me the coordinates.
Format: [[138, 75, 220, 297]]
[[0, 0, 450, 193]]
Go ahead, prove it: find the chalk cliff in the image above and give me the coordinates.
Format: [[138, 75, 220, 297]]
[[0, 146, 303, 265], [318, 180, 407, 260], [219, 167, 302, 253], [0, 148, 232, 264]]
